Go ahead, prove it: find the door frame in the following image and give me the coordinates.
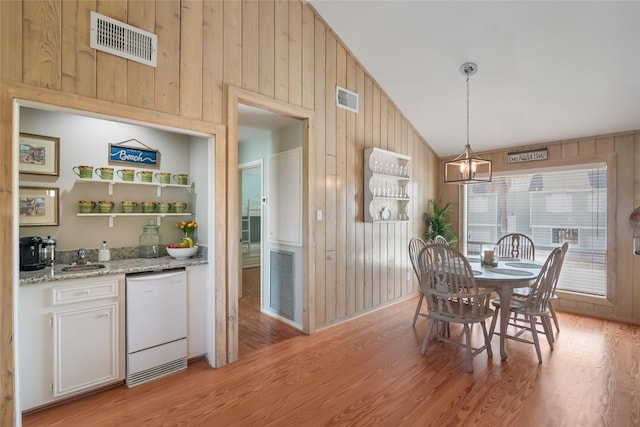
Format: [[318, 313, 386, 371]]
[[238, 159, 264, 289], [226, 86, 315, 363]]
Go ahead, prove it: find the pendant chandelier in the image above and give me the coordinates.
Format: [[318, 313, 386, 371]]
[[444, 62, 492, 184]]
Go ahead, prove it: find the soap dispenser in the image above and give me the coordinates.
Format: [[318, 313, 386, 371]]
[[98, 240, 111, 262]]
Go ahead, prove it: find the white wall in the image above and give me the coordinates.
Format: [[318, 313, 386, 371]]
[[19, 107, 208, 251]]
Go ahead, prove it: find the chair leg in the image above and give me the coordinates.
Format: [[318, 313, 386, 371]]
[[463, 323, 474, 373], [548, 301, 560, 333], [530, 316, 543, 363], [421, 318, 438, 355], [480, 320, 493, 358], [541, 315, 554, 350], [412, 293, 425, 327], [489, 306, 500, 339]]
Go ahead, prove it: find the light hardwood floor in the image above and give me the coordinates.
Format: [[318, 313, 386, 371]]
[[23, 292, 640, 426]]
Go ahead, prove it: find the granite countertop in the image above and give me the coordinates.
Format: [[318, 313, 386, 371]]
[[20, 256, 208, 285]]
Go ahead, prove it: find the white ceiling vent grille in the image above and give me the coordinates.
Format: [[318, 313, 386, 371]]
[[90, 11, 157, 67], [336, 86, 359, 113]]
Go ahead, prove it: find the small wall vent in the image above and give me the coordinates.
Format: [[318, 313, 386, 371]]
[[90, 11, 157, 67], [336, 86, 359, 113]]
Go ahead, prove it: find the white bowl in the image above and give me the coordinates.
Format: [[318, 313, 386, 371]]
[[166, 245, 198, 260]]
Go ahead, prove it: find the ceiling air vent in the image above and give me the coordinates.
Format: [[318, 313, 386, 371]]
[[336, 86, 359, 113], [90, 11, 157, 67]]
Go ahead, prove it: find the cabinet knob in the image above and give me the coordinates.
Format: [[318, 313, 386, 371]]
[[104, 312, 110, 318], [83, 290, 90, 295]]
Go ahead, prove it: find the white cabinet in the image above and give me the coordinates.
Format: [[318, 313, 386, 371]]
[[363, 147, 411, 223], [19, 275, 125, 410], [52, 302, 119, 398]]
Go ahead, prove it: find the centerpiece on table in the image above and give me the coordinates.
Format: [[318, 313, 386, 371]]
[[166, 220, 198, 259]]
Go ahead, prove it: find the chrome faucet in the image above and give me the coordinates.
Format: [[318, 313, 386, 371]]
[[76, 248, 87, 265]]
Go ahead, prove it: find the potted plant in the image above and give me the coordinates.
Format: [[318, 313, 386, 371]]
[[423, 200, 458, 245]]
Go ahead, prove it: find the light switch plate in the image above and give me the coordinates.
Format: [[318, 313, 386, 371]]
[[316, 210, 323, 221]]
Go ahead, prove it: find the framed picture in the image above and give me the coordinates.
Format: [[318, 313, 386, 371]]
[[19, 133, 60, 176], [19, 187, 59, 226]]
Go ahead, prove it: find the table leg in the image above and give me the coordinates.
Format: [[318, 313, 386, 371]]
[[494, 287, 511, 360]]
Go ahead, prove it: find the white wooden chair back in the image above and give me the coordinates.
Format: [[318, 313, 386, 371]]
[[433, 235, 448, 245], [496, 233, 535, 260], [408, 237, 427, 283], [522, 243, 568, 315]]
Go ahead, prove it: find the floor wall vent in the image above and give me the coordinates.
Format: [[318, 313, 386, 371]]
[[269, 250, 295, 320], [90, 11, 157, 67], [336, 86, 359, 113]]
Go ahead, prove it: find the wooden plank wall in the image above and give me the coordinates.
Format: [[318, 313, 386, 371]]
[[0, 0, 437, 420], [439, 130, 640, 325]]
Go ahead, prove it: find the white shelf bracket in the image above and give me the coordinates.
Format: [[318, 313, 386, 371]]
[[108, 183, 114, 196], [108, 216, 114, 228]]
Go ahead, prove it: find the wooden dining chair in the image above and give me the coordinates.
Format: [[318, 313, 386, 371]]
[[409, 237, 429, 327], [512, 242, 568, 334], [433, 235, 449, 245], [496, 233, 535, 260], [488, 243, 568, 363], [417, 244, 494, 373]]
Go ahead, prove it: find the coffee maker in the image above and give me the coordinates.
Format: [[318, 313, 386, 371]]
[[20, 236, 46, 271]]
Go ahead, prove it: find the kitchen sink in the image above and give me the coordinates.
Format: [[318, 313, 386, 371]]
[[61, 263, 106, 272]]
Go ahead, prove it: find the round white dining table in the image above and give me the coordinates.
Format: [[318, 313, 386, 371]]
[[467, 257, 544, 360]]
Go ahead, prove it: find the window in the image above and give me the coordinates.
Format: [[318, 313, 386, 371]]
[[466, 164, 608, 296]]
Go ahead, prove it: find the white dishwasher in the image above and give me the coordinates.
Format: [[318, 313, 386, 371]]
[[126, 268, 187, 387]]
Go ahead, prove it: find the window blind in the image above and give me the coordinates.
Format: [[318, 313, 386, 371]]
[[466, 164, 607, 296]]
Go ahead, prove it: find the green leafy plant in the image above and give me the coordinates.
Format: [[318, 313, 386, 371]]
[[423, 200, 458, 245]]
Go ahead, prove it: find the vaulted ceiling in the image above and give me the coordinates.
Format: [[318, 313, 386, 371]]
[[309, 0, 640, 157]]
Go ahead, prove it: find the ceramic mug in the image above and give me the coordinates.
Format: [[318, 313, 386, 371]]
[[117, 169, 135, 182], [173, 173, 189, 185], [121, 200, 138, 213], [78, 200, 96, 213], [98, 200, 114, 213], [73, 165, 94, 179], [141, 201, 156, 213], [95, 167, 114, 180], [155, 172, 171, 184], [137, 170, 153, 183], [157, 202, 171, 213], [173, 202, 187, 213]]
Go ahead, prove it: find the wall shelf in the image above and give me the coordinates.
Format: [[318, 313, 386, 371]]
[[76, 212, 192, 228], [75, 178, 192, 197], [364, 147, 411, 223]]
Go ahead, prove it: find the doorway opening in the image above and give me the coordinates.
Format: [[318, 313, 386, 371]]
[[237, 104, 305, 358]]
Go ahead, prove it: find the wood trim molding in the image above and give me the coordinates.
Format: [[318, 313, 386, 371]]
[[0, 83, 17, 427], [226, 85, 315, 363]]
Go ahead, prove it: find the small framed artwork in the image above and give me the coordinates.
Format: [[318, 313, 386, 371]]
[[19, 133, 60, 176], [19, 187, 59, 226]]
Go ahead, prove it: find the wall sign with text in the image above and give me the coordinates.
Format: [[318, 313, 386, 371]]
[[109, 140, 160, 168], [507, 148, 548, 164]]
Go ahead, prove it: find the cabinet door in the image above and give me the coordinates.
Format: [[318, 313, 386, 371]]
[[52, 303, 119, 397]]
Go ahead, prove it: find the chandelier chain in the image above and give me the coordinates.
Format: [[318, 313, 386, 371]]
[[466, 71, 470, 148]]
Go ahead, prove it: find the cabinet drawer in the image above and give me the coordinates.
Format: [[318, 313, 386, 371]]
[[52, 279, 119, 305]]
